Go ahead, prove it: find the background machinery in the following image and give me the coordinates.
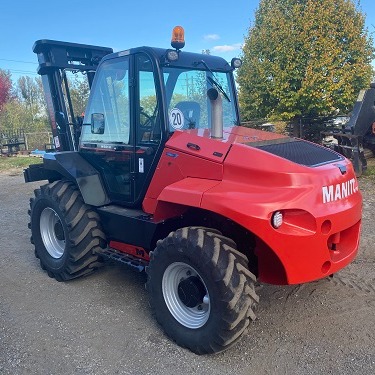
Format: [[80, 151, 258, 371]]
[[25, 27, 362, 354], [321, 83, 375, 175]]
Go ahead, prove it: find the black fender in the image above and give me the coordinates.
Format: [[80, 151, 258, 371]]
[[24, 152, 110, 206]]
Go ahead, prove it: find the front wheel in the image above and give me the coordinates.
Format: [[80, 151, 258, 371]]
[[146, 227, 259, 354], [29, 180, 106, 281]]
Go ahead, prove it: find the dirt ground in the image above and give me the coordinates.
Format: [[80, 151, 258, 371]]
[[0, 170, 374, 375]]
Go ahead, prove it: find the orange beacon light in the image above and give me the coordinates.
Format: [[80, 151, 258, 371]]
[[171, 26, 185, 50]]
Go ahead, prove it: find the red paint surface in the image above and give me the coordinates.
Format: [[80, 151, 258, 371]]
[[142, 127, 362, 285], [110, 241, 150, 261]]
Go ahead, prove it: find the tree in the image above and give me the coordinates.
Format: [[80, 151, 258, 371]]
[[0, 99, 30, 133], [68, 74, 90, 117], [237, 0, 374, 121], [0, 75, 49, 134], [16, 76, 48, 130], [0, 69, 12, 111], [17, 76, 46, 110]]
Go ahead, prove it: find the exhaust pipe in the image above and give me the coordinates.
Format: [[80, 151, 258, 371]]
[[207, 88, 223, 139]]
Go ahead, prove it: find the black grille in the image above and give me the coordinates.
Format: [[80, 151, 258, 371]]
[[256, 139, 343, 167]]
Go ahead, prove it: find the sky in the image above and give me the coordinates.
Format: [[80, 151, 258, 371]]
[[0, 0, 374, 83]]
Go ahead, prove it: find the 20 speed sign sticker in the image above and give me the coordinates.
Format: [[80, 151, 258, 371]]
[[169, 108, 184, 130]]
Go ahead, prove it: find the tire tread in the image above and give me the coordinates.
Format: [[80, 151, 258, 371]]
[[146, 226, 259, 354], [28, 180, 106, 281]]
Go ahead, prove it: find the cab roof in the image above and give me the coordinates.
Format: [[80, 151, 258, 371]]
[[102, 46, 234, 72]]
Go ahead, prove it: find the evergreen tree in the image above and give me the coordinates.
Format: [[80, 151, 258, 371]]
[[237, 0, 374, 121]]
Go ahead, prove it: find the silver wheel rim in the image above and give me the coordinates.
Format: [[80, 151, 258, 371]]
[[162, 262, 210, 329], [40, 207, 65, 259]]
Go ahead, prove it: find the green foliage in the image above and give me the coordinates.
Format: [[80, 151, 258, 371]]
[[0, 69, 13, 110], [0, 71, 91, 136], [0, 74, 49, 134], [141, 95, 157, 116], [237, 0, 374, 121], [67, 74, 90, 117]]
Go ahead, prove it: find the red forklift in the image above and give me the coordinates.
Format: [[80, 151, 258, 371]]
[[25, 27, 362, 354]]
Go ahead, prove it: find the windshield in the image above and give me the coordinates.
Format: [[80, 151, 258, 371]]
[[162, 67, 238, 132]]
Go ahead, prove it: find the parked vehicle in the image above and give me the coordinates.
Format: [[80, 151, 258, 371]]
[[25, 27, 362, 354], [321, 84, 375, 175]]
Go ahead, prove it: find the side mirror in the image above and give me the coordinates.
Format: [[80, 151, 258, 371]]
[[91, 113, 105, 134]]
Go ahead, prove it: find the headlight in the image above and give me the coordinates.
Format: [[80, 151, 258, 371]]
[[272, 211, 283, 229], [166, 49, 179, 62], [231, 58, 242, 69]]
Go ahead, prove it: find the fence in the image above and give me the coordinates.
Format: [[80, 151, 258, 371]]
[[24, 132, 53, 151], [242, 115, 350, 143], [0, 129, 27, 155]]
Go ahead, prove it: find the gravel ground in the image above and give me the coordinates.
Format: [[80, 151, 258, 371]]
[[0, 170, 374, 375]]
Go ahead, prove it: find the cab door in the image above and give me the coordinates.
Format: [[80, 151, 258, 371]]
[[79, 55, 135, 204], [79, 52, 164, 206], [133, 53, 163, 204]]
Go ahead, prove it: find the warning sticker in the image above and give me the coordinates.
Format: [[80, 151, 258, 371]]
[[54, 136, 60, 149]]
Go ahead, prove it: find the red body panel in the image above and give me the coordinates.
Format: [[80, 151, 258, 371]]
[[143, 133, 224, 219], [110, 241, 150, 261], [143, 127, 362, 285], [202, 144, 361, 284]]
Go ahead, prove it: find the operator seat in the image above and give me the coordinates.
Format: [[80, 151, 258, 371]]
[[175, 101, 200, 129]]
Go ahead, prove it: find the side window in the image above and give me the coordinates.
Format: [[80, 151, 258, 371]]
[[137, 54, 160, 144], [81, 58, 130, 144]]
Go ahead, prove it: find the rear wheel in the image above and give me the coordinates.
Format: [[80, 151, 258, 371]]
[[146, 227, 259, 354], [29, 180, 106, 281]]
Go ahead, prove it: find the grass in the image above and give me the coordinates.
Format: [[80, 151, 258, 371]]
[[361, 158, 375, 181], [362, 165, 375, 180], [0, 155, 42, 172]]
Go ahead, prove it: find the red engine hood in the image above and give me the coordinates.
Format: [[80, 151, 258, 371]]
[[163, 125, 354, 212], [165, 126, 289, 162], [166, 126, 343, 171]]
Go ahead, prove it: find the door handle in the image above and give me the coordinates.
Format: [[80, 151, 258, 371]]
[[186, 143, 200, 151]]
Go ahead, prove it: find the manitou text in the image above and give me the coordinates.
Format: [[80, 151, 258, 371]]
[[322, 178, 359, 203]]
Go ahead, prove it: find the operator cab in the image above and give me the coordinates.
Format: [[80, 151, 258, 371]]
[[79, 27, 241, 207]]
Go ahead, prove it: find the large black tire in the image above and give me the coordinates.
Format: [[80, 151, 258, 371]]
[[146, 227, 259, 354], [29, 180, 106, 281]]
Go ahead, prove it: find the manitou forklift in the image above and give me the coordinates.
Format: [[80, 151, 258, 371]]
[[25, 27, 362, 354]]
